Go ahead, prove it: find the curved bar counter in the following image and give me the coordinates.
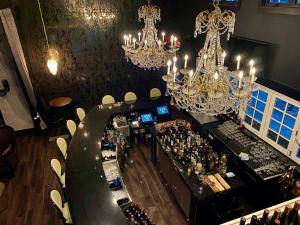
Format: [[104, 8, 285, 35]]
[[66, 99, 168, 225]]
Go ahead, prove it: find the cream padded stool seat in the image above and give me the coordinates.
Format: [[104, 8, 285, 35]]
[[50, 190, 72, 224], [50, 159, 66, 188], [150, 88, 161, 99], [124, 92, 137, 104], [56, 137, 68, 160], [66, 120, 77, 137], [76, 108, 86, 122], [102, 95, 115, 106]]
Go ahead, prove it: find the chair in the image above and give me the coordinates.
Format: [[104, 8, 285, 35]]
[[66, 120, 76, 137], [56, 137, 67, 160], [102, 95, 115, 105], [50, 159, 65, 188], [50, 190, 72, 224], [150, 88, 161, 99], [76, 108, 86, 122], [124, 92, 137, 104]]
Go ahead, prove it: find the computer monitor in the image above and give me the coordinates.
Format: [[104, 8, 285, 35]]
[[140, 113, 154, 124], [156, 105, 170, 116]]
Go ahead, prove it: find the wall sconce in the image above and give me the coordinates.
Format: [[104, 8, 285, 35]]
[[0, 80, 10, 97]]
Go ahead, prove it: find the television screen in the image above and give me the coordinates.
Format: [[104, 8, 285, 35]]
[[156, 105, 170, 116], [140, 113, 154, 124]]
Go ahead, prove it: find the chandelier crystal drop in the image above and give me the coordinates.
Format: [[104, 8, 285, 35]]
[[163, 0, 257, 116], [122, 0, 179, 70]]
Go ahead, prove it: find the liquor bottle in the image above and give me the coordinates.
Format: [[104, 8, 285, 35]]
[[279, 205, 292, 225], [273, 219, 280, 225], [288, 200, 300, 225], [250, 215, 259, 225], [239, 217, 246, 225], [259, 209, 270, 225], [269, 209, 281, 225]]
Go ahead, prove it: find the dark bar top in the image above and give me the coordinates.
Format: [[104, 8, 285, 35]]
[[66, 98, 169, 225]]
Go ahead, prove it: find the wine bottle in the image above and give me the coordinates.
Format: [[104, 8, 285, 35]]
[[288, 200, 300, 225], [279, 205, 292, 225], [250, 215, 259, 225], [259, 209, 270, 225], [239, 217, 246, 225], [269, 209, 281, 225]]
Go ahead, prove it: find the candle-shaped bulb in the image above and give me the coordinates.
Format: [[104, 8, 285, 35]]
[[138, 32, 141, 41], [249, 59, 255, 67], [251, 67, 256, 83], [222, 51, 226, 58], [204, 54, 208, 59], [214, 72, 219, 80], [171, 35, 174, 47], [184, 55, 189, 69], [144, 40, 147, 46], [173, 56, 177, 62], [236, 55, 241, 70], [189, 70, 194, 86], [162, 32, 165, 42], [123, 35, 127, 45], [167, 60, 172, 75], [158, 40, 162, 47], [238, 71, 244, 79], [133, 38, 136, 48], [222, 51, 226, 65]]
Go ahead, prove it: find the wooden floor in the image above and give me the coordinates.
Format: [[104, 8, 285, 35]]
[[0, 129, 186, 225], [122, 143, 187, 225]]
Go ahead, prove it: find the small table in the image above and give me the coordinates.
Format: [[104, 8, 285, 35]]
[[49, 97, 72, 108]]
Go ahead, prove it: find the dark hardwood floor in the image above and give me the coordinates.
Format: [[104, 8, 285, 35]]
[[0, 129, 66, 225], [0, 128, 186, 225], [122, 143, 187, 225]]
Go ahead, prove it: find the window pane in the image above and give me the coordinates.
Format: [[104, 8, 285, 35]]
[[246, 106, 254, 117], [286, 103, 299, 118], [270, 119, 280, 132], [250, 97, 257, 107], [267, 130, 278, 142], [254, 110, 263, 122], [252, 120, 261, 131], [280, 126, 292, 140], [298, 0, 300, 4], [224, 0, 239, 2], [272, 109, 284, 122], [269, 0, 288, 3], [274, 98, 287, 111], [283, 115, 296, 129], [277, 136, 289, 149], [245, 115, 252, 125], [256, 100, 266, 113], [252, 90, 258, 97], [297, 148, 300, 159], [258, 91, 268, 102]]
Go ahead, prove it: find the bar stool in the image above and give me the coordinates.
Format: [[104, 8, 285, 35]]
[[56, 137, 67, 160], [76, 108, 86, 122], [150, 88, 161, 100], [124, 92, 137, 104], [102, 95, 115, 106], [50, 190, 72, 224], [66, 120, 76, 137], [50, 159, 65, 188]]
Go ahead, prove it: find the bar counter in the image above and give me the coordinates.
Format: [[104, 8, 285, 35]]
[[65, 98, 169, 225]]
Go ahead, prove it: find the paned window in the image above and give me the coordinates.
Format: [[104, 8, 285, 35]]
[[267, 97, 299, 149], [244, 89, 268, 131], [268, 0, 289, 3]]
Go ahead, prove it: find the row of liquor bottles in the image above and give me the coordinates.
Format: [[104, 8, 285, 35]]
[[239, 201, 299, 225], [159, 122, 228, 176], [124, 203, 155, 225]]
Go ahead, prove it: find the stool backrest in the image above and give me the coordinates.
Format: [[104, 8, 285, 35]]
[[102, 95, 115, 105], [76, 108, 86, 122], [50, 190, 63, 213], [124, 92, 137, 103], [56, 137, 67, 160], [66, 120, 77, 137], [150, 88, 161, 99]]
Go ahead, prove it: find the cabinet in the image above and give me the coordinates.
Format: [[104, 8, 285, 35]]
[[158, 145, 191, 218]]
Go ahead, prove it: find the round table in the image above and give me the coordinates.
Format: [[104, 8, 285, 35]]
[[49, 97, 72, 108]]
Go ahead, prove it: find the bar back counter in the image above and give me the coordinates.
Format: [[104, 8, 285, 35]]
[[66, 99, 169, 225]]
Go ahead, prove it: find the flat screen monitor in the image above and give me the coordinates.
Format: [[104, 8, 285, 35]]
[[156, 105, 170, 116], [140, 113, 154, 124]]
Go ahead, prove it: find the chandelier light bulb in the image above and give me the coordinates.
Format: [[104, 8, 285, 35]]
[[189, 70, 194, 86], [236, 55, 241, 70], [238, 70, 244, 79], [222, 51, 226, 65], [162, 32, 165, 41], [184, 55, 189, 69], [144, 40, 147, 46], [47, 59, 58, 76], [158, 40, 162, 47], [138, 32, 141, 42], [167, 60, 172, 74], [214, 72, 219, 80], [133, 38, 136, 48], [249, 59, 255, 67], [123, 35, 127, 45]]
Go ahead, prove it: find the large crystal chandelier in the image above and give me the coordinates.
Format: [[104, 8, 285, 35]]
[[122, 0, 179, 70], [65, 0, 117, 28], [163, 0, 257, 116]]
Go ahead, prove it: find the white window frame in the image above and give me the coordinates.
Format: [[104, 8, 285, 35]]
[[239, 82, 300, 165]]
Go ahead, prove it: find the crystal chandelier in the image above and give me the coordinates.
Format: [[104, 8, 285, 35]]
[[163, 0, 257, 116], [122, 0, 179, 70], [65, 0, 117, 28]]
